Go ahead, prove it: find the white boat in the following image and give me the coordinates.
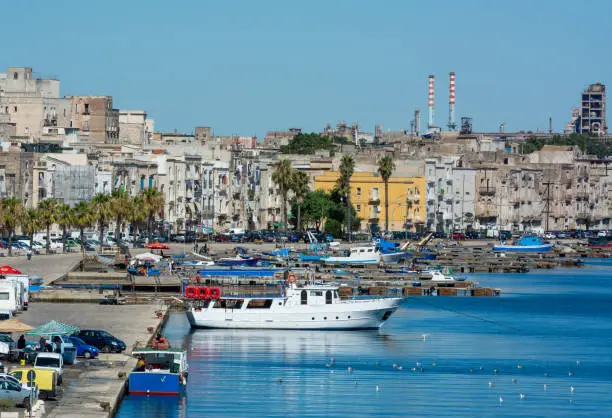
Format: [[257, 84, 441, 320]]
[[429, 270, 455, 282], [381, 251, 406, 263], [324, 246, 381, 265], [186, 282, 402, 330]]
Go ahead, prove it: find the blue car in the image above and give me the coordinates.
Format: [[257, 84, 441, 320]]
[[67, 336, 99, 359]]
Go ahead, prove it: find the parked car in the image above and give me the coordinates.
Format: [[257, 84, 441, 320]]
[[134, 239, 147, 248], [34, 352, 64, 385], [9, 368, 58, 400], [74, 330, 126, 353], [0, 373, 37, 407], [452, 232, 466, 240], [66, 336, 99, 359]]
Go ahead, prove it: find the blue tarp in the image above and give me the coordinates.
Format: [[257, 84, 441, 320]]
[[197, 268, 280, 277]]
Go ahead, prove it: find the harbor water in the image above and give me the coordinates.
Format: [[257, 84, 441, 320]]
[[117, 260, 612, 417]]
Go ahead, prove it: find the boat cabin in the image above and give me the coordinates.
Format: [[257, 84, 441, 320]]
[[132, 348, 187, 374]]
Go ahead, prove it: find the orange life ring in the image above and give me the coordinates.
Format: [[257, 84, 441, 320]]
[[287, 273, 297, 283], [152, 337, 169, 350], [185, 286, 198, 299], [210, 287, 221, 299], [198, 287, 211, 299]]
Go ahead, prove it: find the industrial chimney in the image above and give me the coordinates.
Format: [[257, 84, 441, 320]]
[[428, 75, 435, 128], [414, 109, 421, 136], [448, 72, 456, 131]]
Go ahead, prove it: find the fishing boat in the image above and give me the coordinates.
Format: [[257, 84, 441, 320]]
[[129, 348, 188, 395], [324, 246, 381, 265], [374, 238, 407, 263], [428, 270, 455, 282], [215, 255, 262, 267], [588, 236, 612, 248], [493, 235, 553, 253], [185, 278, 402, 330]]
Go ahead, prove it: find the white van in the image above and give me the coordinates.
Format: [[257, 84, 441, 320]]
[[0, 283, 18, 314], [2, 275, 30, 310]]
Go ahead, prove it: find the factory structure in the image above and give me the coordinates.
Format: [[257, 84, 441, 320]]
[[565, 83, 607, 136]]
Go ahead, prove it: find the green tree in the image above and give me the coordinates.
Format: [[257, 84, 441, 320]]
[[377, 156, 396, 232], [271, 159, 294, 232], [72, 201, 93, 256], [279, 133, 335, 155], [141, 188, 165, 241], [110, 189, 131, 244], [91, 193, 112, 245], [21, 208, 41, 254], [1, 198, 23, 256], [337, 155, 355, 240], [291, 170, 310, 232], [37, 198, 58, 254], [56, 203, 72, 253], [290, 190, 333, 230]]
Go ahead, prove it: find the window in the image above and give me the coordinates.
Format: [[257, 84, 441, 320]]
[[84, 103, 90, 114], [13, 72, 18, 80], [310, 291, 323, 296], [13, 106, 17, 113], [356, 187, 361, 195], [356, 204, 361, 212], [246, 299, 273, 309], [75, 104, 79, 113], [83, 120, 89, 131]]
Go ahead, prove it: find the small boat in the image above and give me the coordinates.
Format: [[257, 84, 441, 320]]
[[215, 255, 262, 267], [129, 348, 188, 396], [374, 238, 407, 263], [428, 270, 455, 282], [493, 235, 553, 253], [325, 246, 381, 265], [588, 237, 612, 248]]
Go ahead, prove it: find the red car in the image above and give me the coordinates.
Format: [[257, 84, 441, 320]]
[[452, 232, 466, 240]]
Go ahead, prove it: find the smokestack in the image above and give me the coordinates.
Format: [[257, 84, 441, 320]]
[[428, 75, 435, 128], [415, 109, 421, 136], [448, 72, 456, 131], [549, 117, 553, 134]]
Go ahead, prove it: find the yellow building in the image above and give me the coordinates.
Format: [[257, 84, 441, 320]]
[[314, 171, 426, 232]]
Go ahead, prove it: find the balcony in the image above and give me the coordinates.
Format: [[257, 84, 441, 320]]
[[479, 187, 496, 196], [575, 192, 589, 201], [369, 193, 380, 204]]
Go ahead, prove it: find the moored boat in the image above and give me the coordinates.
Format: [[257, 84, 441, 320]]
[[185, 277, 402, 330], [129, 348, 188, 396], [493, 235, 553, 252], [215, 255, 262, 267], [324, 246, 381, 265]]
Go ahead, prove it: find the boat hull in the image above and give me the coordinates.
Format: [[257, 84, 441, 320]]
[[381, 252, 406, 263], [186, 299, 402, 330], [324, 258, 380, 265], [216, 257, 261, 267], [493, 244, 553, 252], [128, 372, 183, 396]]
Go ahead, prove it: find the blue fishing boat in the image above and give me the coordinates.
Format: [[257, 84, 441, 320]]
[[129, 348, 188, 396], [373, 238, 407, 263], [493, 235, 553, 252]]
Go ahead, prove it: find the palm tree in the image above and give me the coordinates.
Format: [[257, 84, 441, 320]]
[[127, 195, 146, 237], [72, 201, 93, 256], [1, 198, 23, 256], [38, 198, 58, 254], [141, 188, 164, 241], [291, 170, 310, 232], [337, 155, 355, 241], [56, 203, 72, 253], [377, 156, 396, 232], [91, 193, 111, 245], [272, 159, 293, 232], [21, 208, 41, 254], [109, 189, 131, 245]]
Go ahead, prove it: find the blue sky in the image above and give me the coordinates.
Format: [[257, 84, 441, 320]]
[[3, 0, 611, 137]]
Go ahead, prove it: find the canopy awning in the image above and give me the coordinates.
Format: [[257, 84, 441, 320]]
[[134, 252, 162, 262], [0, 266, 22, 275], [26, 320, 79, 337], [0, 318, 33, 333]]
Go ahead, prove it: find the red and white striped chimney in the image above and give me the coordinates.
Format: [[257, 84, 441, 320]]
[[428, 74, 435, 128], [448, 72, 456, 130]]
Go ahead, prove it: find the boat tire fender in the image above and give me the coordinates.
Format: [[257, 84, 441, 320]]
[[198, 287, 212, 299], [185, 286, 198, 299], [287, 273, 297, 283], [210, 287, 221, 299]]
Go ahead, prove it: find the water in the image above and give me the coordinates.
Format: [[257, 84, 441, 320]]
[[117, 260, 612, 417]]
